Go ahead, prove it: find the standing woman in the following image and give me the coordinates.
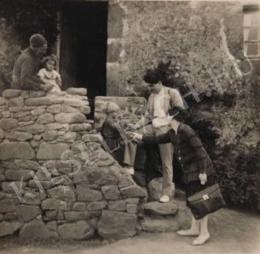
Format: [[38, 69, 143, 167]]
[[132, 110, 218, 245]]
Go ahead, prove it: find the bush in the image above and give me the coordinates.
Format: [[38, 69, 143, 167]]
[[215, 144, 260, 212]]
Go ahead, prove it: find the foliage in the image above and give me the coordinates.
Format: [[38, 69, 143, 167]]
[[0, 0, 60, 90], [215, 144, 260, 212], [0, 0, 60, 47]]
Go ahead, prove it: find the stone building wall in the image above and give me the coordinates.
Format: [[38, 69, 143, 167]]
[[0, 88, 147, 240]]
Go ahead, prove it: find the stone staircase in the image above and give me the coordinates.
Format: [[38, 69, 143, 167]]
[[139, 190, 191, 233]]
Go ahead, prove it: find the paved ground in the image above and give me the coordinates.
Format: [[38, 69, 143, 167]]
[[0, 208, 259, 254]]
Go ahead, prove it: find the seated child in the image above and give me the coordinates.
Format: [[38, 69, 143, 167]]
[[100, 102, 135, 175], [38, 55, 62, 94]]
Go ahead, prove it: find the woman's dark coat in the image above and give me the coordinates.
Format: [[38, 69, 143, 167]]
[[142, 123, 215, 184]]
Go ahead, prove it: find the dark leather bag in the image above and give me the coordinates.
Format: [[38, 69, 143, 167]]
[[187, 184, 226, 219]]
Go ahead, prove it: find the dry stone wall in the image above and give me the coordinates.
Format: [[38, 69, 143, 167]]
[[0, 88, 147, 240]]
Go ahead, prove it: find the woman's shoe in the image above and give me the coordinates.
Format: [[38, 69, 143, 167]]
[[177, 229, 200, 237], [192, 233, 210, 245]]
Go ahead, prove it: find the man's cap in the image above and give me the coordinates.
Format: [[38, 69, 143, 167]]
[[29, 33, 47, 48]]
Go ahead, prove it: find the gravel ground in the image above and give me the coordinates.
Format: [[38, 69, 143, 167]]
[[0, 208, 259, 254]]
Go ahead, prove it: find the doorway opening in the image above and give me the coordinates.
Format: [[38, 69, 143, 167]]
[[60, 1, 108, 117]]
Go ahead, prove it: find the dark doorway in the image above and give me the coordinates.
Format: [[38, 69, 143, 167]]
[[60, 1, 108, 117]]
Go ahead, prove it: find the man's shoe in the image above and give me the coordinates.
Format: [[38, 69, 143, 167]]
[[159, 195, 170, 203]]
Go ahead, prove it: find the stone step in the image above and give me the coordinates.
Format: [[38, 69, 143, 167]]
[[143, 201, 179, 216], [141, 201, 191, 233]]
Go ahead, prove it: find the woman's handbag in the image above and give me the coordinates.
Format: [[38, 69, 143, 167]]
[[187, 184, 226, 219]]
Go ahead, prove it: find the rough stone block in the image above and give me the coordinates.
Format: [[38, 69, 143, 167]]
[[18, 121, 35, 127], [37, 113, 54, 124], [55, 112, 86, 124], [42, 130, 58, 141], [64, 211, 90, 221], [41, 198, 68, 210], [25, 97, 62, 106], [57, 132, 77, 143], [5, 131, 33, 141], [0, 97, 7, 106], [4, 212, 18, 221], [101, 185, 121, 200], [46, 123, 69, 131], [0, 128, 4, 141], [86, 167, 119, 186], [9, 97, 24, 107], [29, 90, 46, 97], [0, 173, 5, 181], [13, 111, 31, 119], [31, 107, 46, 116], [125, 198, 139, 205], [47, 104, 62, 114], [126, 204, 138, 214], [108, 3, 125, 38], [108, 200, 126, 211], [87, 201, 107, 211], [2, 181, 26, 193], [62, 98, 86, 108], [107, 40, 122, 63], [0, 221, 22, 237], [37, 143, 69, 160], [0, 199, 15, 213], [51, 176, 72, 187], [5, 169, 34, 181], [144, 201, 178, 216], [14, 160, 40, 170], [66, 88, 87, 96], [120, 185, 147, 198], [18, 123, 45, 134], [47, 186, 75, 201], [0, 142, 35, 160], [72, 202, 87, 211], [16, 205, 41, 222], [70, 123, 92, 132], [77, 185, 103, 202], [61, 104, 78, 113], [19, 219, 58, 239], [0, 118, 18, 131], [57, 221, 94, 240], [2, 89, 22, 98], [28, 180, 53, 190], [98, 210, 137, 240], [19, 190, 46, 206]]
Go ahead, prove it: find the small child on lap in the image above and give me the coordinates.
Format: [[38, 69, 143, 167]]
[[38, 55, 62, 94]]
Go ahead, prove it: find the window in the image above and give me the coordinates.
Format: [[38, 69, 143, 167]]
[[243, 5, 260, 58]]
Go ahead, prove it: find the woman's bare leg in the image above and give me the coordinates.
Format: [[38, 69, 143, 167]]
[[192, 215, 210, 245]]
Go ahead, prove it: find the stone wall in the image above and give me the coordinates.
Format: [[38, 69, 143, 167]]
[[0, 88, 147, 240], [94, 96, 146, 130]]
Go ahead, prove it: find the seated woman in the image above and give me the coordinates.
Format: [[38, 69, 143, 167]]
[[100, 102, 135, 175], [131, 109, 218, 245]]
